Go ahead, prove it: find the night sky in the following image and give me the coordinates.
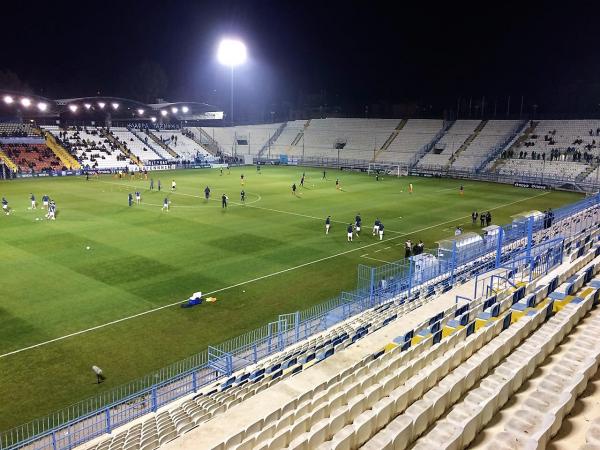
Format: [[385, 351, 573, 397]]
[[2, 0, 600, 118]]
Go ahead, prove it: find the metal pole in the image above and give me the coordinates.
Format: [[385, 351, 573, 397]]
[[495, 227, 504, 268], [370, 267, 376, 307], [526, 217, 534, 261], [230, 66, 234, 126]]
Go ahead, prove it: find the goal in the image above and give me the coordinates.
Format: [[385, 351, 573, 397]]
[[367, 163, 408, 177]]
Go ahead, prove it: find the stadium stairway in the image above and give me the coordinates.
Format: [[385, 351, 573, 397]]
[[145, 130, 179, 158], [42, 130, 81, 169], [576, 161, 600, 183], [372, 119, 406, 162], [101, 129, 144, 168], [447, 120, 486, 167], [290, 125, 307, 147], [0, 146, 18, 171], [488, 120, 539, 173], [184, 128, 220, 156], [258, 123, 288, 158]]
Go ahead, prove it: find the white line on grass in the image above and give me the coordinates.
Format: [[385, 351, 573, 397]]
[[0, 190, 550, 359]]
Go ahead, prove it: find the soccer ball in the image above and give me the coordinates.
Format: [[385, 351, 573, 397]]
[[35, 218, 39, 221], [86, 246, 91, 250]]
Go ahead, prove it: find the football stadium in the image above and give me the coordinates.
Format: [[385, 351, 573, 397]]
[[2, 2, 600, 450]]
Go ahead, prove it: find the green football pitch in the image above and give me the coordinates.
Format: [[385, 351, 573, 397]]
[[0, 166, 582, 431]]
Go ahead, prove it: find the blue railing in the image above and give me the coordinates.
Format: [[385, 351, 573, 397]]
[[2, 192, 599, 450]]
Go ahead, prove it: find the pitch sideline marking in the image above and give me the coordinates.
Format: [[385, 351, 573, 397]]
[[0, 191, 550, 359]]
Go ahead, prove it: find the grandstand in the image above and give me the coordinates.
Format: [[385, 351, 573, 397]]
[[281, 118, 399, 160], [375, 119, 443, 165], [153, 130, 212, 161], [418, 120, 481, 169], [111, 128, 166, 162], [124, 128, 174, 161], [490, 120, 600, 182], [450, 120, 523, 171], [196, 124, 284, 156], [0, 122, 40, 137], [42, 126, 137, 170], [1, 143, 63, 173]]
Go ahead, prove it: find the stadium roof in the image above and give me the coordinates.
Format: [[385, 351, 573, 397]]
[[0, 90, 223, 120]]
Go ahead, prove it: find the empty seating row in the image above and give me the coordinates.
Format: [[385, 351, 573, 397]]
[[418, 120, 481, 169], [153, 131, 211, 160], [451, 120, 521, 171]]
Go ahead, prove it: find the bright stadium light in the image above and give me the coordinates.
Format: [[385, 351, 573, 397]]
[[111, 102, 119, 110], [160, 110, 168, 116], [3, 95, 14, 104], [217, 39, 247, 67], [69, 104, 78, 112], [21, 98, 32, 107], [84, 103, 92, 110], [37, 102, 48, 112], [181, 106, 189, 113], [137, 109, 144, 115], [171, 107, 178, 113], [150, 116, 157, 123], [98, 102, 106, 109], [217, 38, 247, 126]]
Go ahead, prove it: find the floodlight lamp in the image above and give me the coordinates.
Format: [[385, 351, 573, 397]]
[[21, 98, 32, 107], [69, 104, 78, 112], [137, 109, 144, 115], [84, 103, 92, 110], [37, 102, 48, 112], [150, 117, 157, 122], [171, 107, 178, 113], [111, 103, 119, 110], [181, 106, 189, 113], [98, 102, 106, 109], [160, 110, 168, 116], [217, 39, 247, 67], [3, 95, 14, 104]]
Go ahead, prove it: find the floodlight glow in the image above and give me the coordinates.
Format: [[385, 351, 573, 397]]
[[3, 95, 14, 104], [98, 102, 106, 109], [37, 102, 48, 112], [137, 109, 144, 115], [160, 110, 168, 116], [111, 103, 119, 110], [21, 98, 32, 107], [150, 117, 157, 123], [171, 107, 178, 113], [181, 106, 189, 113], [69, 104, 78, 112], [217, 39, 247, 67], [84, 103, 92, 110]]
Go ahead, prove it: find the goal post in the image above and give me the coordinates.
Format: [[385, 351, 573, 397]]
[[367, 163, 408, 177]]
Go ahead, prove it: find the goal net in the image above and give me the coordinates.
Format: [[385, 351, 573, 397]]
[[367, 163, 408, 177]]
